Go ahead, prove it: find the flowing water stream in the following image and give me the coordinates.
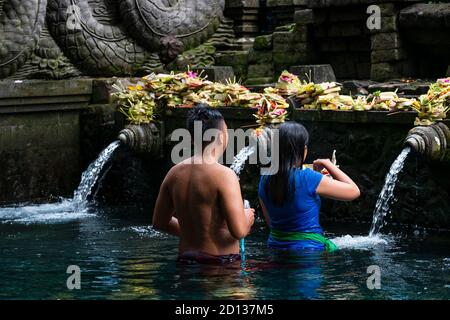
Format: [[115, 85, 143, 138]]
[[230, 146, 256, 176], [369, 147, 411, 236], [0, 141, 121, 224], [73, 141, 121, 207], [331, 147, 411, 246]]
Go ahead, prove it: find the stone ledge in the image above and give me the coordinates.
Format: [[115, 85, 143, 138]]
[[400, 3, 450, 29], [165, 106, 420, 125], [267, 0, 294, 7], [293, 109, 417, 124], [226, 0, 260, 8], [0, 79, 92, 99], [165, 107, 257, 121], [193, 66, 235, 83], [294, 9, 314, 25], [290, 64, 337, 82], [307, 0, 421, 9], [0, 79, 92, 114]]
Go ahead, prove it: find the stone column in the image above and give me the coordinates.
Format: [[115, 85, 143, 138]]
[[225, 0, 261, 49], [266, 0, 307, 31], [246, 34, 275, 84], [369, 3, 407, 81], [246, 5, 313, 84], [272, 8, 313, 75]]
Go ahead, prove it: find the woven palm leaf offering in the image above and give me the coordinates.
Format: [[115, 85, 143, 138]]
[[238, 92, 265, 108], [275, 71, 304, 97], [366, 90, 417, 112], [142, 71, 208, 108], [111, 81, 158, 124], [300, 82, 341, 110], [326, 95, 354, 111], [197, 78, 253, 107], [352, 96, 372, 111], [194, 82, 225, 107], [222, 80, 253, 107], [295, 82, 317, 107], [412, 77, 450, 126], [253, 92, 289, 125]]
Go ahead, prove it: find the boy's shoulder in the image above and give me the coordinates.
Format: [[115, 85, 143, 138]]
[[207, 163, 239, 182], [168, 159, 235, 176], [217, 163, 235, 174]]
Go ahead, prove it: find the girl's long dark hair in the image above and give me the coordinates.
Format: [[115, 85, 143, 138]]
[[265, 122, 309, 206]]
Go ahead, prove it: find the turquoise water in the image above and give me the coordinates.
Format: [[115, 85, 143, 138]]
[[0, 204, 449, 300]]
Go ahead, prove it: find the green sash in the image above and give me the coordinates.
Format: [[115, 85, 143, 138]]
[[270, 229, 338, 252]]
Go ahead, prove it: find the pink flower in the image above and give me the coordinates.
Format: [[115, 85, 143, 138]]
[[186, 71, 198, 78], [272, 108, 285, 116], [280, 75, 293, 83]]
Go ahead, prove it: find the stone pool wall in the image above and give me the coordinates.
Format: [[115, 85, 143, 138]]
[[1, 78, 450, 230], [81, 94, 450, 229], [163, 109, 450, 229], [0, 79, 92, 204]]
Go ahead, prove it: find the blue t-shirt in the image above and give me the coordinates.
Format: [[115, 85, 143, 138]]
[[258, 168, 324, 250]]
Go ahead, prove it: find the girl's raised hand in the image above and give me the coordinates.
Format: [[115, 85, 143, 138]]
[[313, 159, 332, 172]]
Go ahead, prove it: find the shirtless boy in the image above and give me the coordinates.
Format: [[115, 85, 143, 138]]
[[152, 105, 255, 264]]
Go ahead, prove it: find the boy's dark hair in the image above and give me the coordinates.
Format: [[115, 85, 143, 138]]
[[187, 104, 225, 146]]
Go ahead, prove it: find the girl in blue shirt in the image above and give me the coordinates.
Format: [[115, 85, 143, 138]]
[[258, 122, 360, 252]]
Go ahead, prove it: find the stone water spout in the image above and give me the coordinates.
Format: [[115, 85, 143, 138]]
[[404, 122, 450, 162], [118, 123, 163, 157]]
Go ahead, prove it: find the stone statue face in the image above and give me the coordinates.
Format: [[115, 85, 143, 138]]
[[158, 36, 184, 65]]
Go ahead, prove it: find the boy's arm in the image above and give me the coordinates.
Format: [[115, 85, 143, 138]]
[[218, 169, 255, 240], [152, 174, 180, 237]]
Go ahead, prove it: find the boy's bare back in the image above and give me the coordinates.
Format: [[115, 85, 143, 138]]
[[152, 106, 254, 258], [153, 158, 254, 256]]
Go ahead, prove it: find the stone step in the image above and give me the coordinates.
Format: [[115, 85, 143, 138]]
[[289, 64, 337, 83], [245, 77, 275, 85]]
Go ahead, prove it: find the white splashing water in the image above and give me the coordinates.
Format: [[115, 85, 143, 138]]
[[369, 147, 410, 236], [0, 201, 92, 224], [328, 148, 409, 249], [230, 146, 255, 176], [127, 226, 167, 238], [330, 234, 391, 250], [0, 141, 120, 224]]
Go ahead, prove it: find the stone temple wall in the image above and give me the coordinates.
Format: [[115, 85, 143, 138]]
[[217, 0, 450, 83], [1, 0, 448, 82]]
